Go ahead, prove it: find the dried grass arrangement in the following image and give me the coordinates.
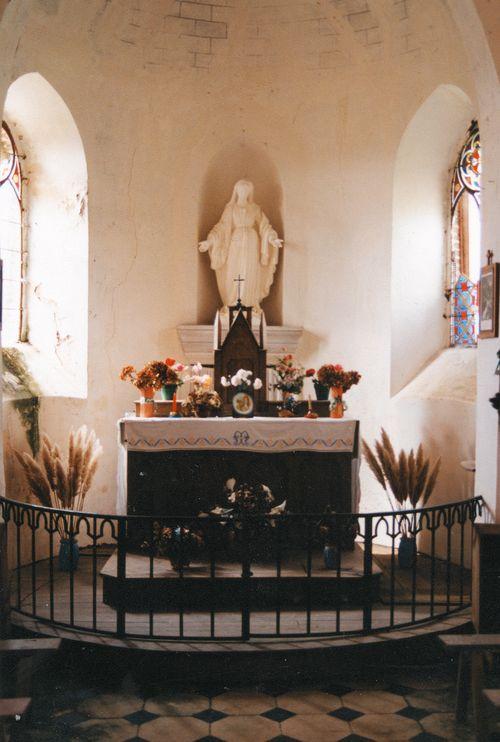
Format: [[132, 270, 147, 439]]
[[362, 428, 441, 512], [15, 426, 103, 536]]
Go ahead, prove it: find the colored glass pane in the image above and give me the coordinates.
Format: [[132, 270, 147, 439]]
[[452, 274, 478, 346], [451, 120, 481, 215]]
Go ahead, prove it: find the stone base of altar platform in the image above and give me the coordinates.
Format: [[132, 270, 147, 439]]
[[100, 545, 381, 612]]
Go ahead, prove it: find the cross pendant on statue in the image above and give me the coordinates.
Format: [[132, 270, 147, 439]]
[[234, 274, 245, 307]]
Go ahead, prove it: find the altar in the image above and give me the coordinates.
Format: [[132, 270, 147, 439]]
[[117, 416, 360, 521]]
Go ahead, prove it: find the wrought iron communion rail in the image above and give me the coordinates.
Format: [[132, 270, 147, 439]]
[[0, 495, 483, 642]]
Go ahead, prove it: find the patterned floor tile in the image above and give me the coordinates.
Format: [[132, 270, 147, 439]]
[[397, 705, 430, 721], [329, 707, 364, 721], [351, 712, 421, 741], [193, 709, 227, 724], [276, 690, 341, 714], [420, 712, 475, 741], [406, 689, 455, 713], [409, 733, 446, 742], [144, 693, 210, 716], [211, 714, 280, 741], [76, 718, 138, 741], [281, 714, 350, 741], [138, 715, 209, 742], [342, 690, 407, 714], [123, 710, 159, 726], [212, 690, 275, 715], [78, 693, 143, 719], [261, 706, 296, 722]]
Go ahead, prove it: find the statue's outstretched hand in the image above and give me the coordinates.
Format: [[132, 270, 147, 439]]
[[271, 238, 283, 249], [199, 240, 211, 253]]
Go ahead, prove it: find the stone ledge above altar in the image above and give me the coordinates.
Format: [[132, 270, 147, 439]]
[[177, 324, 303, 365]]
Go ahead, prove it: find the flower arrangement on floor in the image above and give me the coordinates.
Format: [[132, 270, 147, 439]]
[[362, 429, 441, 511], [273, 353, 305, 395], [182, 363, 222, 417], [316, 364, 361, 418], [142, 522, 204, 571], [15, 427, 103, 570], [209, 478, 287, 561], [362, 429, 441, 567], [317, 506, 358, 568]]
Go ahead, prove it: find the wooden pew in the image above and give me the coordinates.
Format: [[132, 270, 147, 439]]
[[0, 697, 31, 742], [439, 634, 500, 740]]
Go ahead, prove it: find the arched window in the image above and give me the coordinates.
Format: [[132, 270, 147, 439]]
[[449, 120, 481, 346], [0, 121, 24, 346]]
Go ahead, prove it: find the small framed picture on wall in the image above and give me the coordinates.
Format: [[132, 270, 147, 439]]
[[479, 261, 499, 338]]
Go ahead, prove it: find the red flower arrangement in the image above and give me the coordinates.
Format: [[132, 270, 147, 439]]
[[120, 358, 186, 391], [317, 364, 361, 392]]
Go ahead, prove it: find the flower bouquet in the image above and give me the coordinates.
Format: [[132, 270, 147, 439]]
[[221, 369, 263, 418], [316, 364, 361, 418], [210, 478, 287, 562], [142, 522, 204, 571], [273, 353, 305, 396], [120, 362, 165, 399], [182, 363, 222, 417]]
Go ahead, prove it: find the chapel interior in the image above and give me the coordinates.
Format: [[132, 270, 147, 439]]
[[0, 1, 499, 741]]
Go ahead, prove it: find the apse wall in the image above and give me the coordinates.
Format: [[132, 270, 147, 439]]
[[0, 0, 482, 522]]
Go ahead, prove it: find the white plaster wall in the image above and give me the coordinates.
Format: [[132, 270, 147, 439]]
[[0, 0, 487, 525], [391, 85, 474, 395], [4, 72, 88, 398]]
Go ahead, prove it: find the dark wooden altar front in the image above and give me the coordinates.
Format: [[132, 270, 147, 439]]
[[118, 417, 360, 528]]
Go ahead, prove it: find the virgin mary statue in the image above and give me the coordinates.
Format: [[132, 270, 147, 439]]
[[199, 180, 283, 313]]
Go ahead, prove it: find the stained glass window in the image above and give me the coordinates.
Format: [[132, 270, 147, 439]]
[[449, 121, 481, 347], [0, 122, 23, 345]]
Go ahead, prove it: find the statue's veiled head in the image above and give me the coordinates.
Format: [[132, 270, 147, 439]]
[[231, 179, 254, 205]]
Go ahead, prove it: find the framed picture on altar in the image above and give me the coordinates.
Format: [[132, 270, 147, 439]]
[[479, 262, 499, 339]]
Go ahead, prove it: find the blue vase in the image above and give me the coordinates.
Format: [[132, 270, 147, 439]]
[[323, 545, 337, 570], [59, 539, 79, 572], [398, 536, 416, 569]]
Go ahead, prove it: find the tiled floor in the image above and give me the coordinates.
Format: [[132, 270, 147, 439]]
[[12, 647, 480, 741]]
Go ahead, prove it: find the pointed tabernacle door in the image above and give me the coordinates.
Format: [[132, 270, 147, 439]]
[[214, 308, 267, 412]]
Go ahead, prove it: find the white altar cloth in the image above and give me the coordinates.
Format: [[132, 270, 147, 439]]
[[117, 416, 360, 514], [119, 416, 357, 454]]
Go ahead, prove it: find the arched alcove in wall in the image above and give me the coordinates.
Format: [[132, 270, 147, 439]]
[[2, 72, 88, 398], [391, 84, 474, 396], [197, 141, 284, 325]]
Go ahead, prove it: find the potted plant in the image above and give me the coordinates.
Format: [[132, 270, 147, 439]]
[[143, 522, 204, 571], [15, 427, 103, 572], [317, 507, 358, 569], [316, 364, 361, 418], [362, 429, 441, 568], [221, 369, 263, 418], [160, 358, 186, 400], [305, 368, 330, 401], [182, 363, 222, 417]]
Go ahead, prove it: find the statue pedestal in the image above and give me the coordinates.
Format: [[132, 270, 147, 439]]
[[177, 324, 303, 367]]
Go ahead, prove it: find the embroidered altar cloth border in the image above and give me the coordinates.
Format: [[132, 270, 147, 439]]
[[118, 416, 358, 454]]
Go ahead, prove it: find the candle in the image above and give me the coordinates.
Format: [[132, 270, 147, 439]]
[[172, 391, 177, 414]]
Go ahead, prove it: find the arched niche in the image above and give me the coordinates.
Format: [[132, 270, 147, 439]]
[[391, 84, 474, 396], [2, 72, 88, 398], [197, 141, 284, 325]]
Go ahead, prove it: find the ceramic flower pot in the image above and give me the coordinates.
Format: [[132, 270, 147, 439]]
[[139, 400, 155, 418], [161, 384, 177, 400], [59, 538, 79, 572], [313, 381, 329, 401], [398, 535, 417, 569], [329, 387, 344, 418], [323, 544, 337, 570]]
